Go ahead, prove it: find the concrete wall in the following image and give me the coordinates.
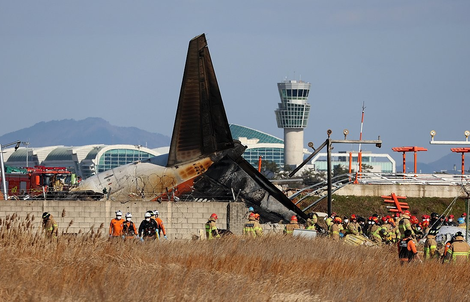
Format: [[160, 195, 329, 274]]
[[336, 184, 465, 198], [0, 200, 249, 239]]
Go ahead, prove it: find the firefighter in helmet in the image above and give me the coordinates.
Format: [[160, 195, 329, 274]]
[[329, 216, 343, 240], [423, 229, 439, 260], [109, 210, 125, 239], [243, 213, 258, 238], [42, 212, 58, 238], [205, 213, 220, 240], [122, 212, 137, 240], [284, 215, 300, 235], [443, 231, 470, 263], [138, 212, 157, 241]]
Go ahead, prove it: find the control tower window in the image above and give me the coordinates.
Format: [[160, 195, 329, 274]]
[[286, 89, 291, 97], [292, 90, 298, 97]]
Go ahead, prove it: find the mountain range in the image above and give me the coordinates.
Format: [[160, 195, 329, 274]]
[[0, 117, 170, 149], [0, 118, 464, 174]]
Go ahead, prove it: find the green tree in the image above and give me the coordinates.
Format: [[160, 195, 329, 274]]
[[333, 164, 349, 177], [301, 168, 326, 186], [361, 163, 373, 173], [260, 160, 279, 179]]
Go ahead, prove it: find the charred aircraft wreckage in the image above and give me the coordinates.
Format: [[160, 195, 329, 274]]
[[74, 34, 307, 222]]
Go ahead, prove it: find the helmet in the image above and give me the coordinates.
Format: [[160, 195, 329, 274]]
[[372, 216, 379, 223], [428, 229, 438, 236], [210, 213, 218, 220], [388, 217, 394, 224], [249, 213, 256, 220], [144, 212, 151, 218], [248, 207, 254, 212], [403, 210, 411, 217], [381, 216, 387, 222], [431, 212, 438, 219], [290, 215, 298, 222], [350, 214, 357, 220], [42, 212, 50, 219], [455, 231, 464, 237], [254, 213, 260, 220], [125, 212, 132, 218], [458, 217, 465, 224], [462, 212, 467, 217], [449, 214, 454, 219], [154, 210, 159, 216], [410, 216, 419, 224], [116, 210, 123, 217], [334, 216, 342, 223], [146, 210, 154, 217]]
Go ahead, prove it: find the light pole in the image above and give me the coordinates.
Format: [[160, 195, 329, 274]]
[[23, 141, 30, 167], [0, 141, 21, 200], [429, 130, 470, 241]]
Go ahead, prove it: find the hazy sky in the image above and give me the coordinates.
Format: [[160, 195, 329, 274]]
[[1, 1, 469, 165]]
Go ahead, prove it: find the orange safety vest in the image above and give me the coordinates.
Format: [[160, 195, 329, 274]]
[[109, 218, 124, 236]]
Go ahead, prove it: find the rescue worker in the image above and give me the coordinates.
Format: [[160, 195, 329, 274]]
[[305, 212, 318, 230], [154, 210, 167, 239], [423, 229, 439, 260], [329, 216, 343, 240], [430, 212, 445, 231], [357, 216, 367, 235], [369, 216, 385, 244], [109, 210, 125, 239], [284, 215, 300, 235], [325, 212, 336, 229], [420, 215, 430, 234], [457, 217, 466, 229], [398, 229, 422, 265], [429, 212, 439, 229], [388, 216, 400, 243], [381, 216, 393, 244], [253, 213, 263, 237], [138, 212, 157, 241], [244, 206, 255, 219], [42, 212, 58, 238], [243, 213, 258, 238], [122, 212, 137, 240], [146, 210, 160, 239], [345, 214, 361, 235], [205, 213, 220, 239], [398, 210, 414, 239], [446, 214, 458, 226], [410, 216, 423, 239], [443, 232, 470, 263]]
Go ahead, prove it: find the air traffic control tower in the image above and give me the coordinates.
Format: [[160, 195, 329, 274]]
[[275, 80, 311, 169]]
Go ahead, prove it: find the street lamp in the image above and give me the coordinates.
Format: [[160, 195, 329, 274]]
[[0, 141, 21, 200]]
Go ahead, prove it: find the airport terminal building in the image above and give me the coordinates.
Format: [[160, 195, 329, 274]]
[[3, 125, 395, 179]]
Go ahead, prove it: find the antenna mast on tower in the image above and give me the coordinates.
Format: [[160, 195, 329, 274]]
[[358, 102, 366, 174]]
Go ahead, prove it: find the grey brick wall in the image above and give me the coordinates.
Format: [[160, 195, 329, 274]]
[[0, 200, 251, 240]]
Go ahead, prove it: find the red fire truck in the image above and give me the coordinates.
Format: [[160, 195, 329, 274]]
[[1, 166, 73, 199]]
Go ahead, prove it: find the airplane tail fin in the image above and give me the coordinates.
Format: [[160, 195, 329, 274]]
[[167, 33, 233, 167]]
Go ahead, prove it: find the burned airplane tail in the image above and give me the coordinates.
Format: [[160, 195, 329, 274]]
[[167, 34, 234, 167], [170, 33, 307, 221]]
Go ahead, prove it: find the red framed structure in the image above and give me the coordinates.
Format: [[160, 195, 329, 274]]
[[392, 146, 427, 174]]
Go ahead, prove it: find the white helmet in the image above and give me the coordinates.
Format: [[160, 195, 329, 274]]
[[116, 210, 123, 217], [125, 212, 132, 218], [154, 210, 159, 216], [145, 212, 151, 218]]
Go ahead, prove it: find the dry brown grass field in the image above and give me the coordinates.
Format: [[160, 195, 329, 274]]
[[1, 214, 469, 302]]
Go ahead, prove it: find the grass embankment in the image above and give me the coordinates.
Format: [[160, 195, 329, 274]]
[[1, 214, 469, 301], [299, 195, 466, 219]]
